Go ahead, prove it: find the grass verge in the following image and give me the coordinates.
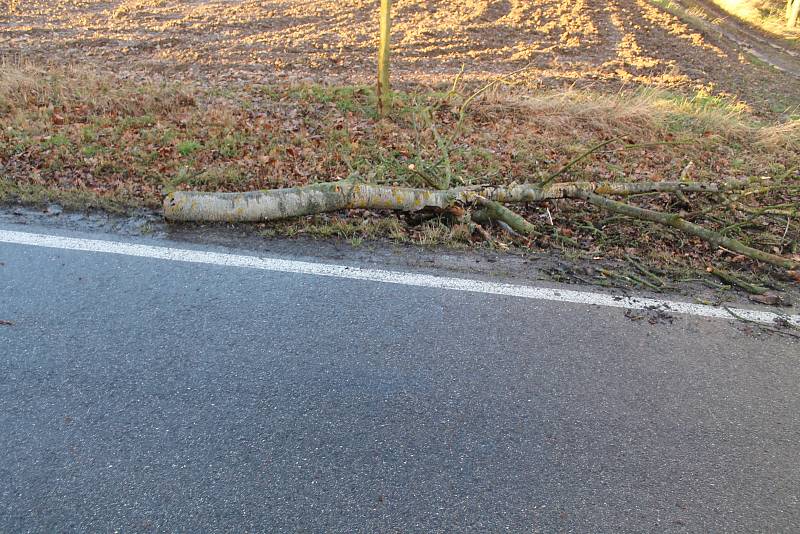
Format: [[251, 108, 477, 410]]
[[1, 62, 798, 282]]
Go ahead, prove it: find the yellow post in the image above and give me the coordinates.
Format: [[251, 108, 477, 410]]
[[377, 0, 392, 117], [790, 0, 800, 27]]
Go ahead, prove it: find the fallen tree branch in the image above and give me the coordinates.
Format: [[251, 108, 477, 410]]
[[600, 267, 662, 291], [577, 191, 798, 270], [164, 177, 797, 269], [165, 182, 457, 222], [164, 179, 750, 222], [625, 254, 666, 288], [706, 266, 769, 295], [723, 307, 800, 339], [472, 199, 540, 236]]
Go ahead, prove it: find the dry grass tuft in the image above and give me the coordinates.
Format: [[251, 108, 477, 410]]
[[757, 120, 800, 151], [0, 61, 195, 117], [484, 89, 663, 141], [475, 85, 771, 154]]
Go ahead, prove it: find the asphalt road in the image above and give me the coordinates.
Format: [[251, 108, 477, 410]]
[[1, 224, 799, 532]]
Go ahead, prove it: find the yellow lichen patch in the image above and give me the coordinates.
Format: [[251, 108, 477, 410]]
[[594, 184, 614, 195]]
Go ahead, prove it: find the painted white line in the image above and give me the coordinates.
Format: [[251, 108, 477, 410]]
[[1, 229, 798, 327]]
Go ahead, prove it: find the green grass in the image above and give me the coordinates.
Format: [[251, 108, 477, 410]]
[[177, 140, 203, 156], [43, 133, 71, 148]]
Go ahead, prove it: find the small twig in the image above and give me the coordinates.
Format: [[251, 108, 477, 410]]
[[707, 267, 768, 295], [456, 62, 532, 129], [720, 214, 761, 236], [428, 113, 452, 189], [780, 217, 791, 253], [777, 165, 798, 181], [445, 64, 466, 102], [577, 222, 604, 236], [407, 163, 442, 190], [541, 138, 621, 188], [577, 191, 798, 270], [626, 272, 663, 291], [624, 255, 665, 288], [600, 268, 662, 291], [684, 192, 738, 220], [597, 140, 692, 152], [740, 184, 800, 198], [722, 307, 800, 339], [458, 81, 500, 126], [552, 228, 580, 248], [673, 191, 691, 206]]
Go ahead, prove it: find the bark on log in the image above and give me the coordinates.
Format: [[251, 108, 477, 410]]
[[164, 182, 457, 222], [164, 179, 749, 222], [472, 200, 540, 236]]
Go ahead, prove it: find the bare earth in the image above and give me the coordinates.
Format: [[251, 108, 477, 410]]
[[1, 0, 797, 112]]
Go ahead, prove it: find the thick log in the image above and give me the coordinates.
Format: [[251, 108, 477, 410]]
[[164, 179, 749, 222]]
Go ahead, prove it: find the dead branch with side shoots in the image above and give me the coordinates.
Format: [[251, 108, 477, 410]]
[[164, 176, 798, 271], [575, 191, 798, 270]]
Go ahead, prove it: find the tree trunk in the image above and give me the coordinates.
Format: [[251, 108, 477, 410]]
[[789, 0, 800, 27], [163, 179, 749, 222], [377, 0, 392, 116]]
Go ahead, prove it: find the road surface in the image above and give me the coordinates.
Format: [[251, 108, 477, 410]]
[[1, 222, 798, 532]]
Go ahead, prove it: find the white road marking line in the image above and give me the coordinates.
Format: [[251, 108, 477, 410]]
[[1, 229, 798, 327]]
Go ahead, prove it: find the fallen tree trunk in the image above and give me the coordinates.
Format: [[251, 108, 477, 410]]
[[164, 182, 457, 222], [164, 179, 749, 222], [163, 177, 797, 270]]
